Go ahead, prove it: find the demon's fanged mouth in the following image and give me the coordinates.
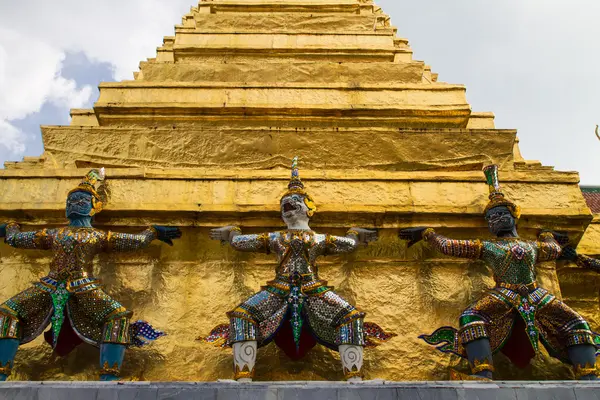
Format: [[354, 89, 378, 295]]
[[283, 202, 297, 213]]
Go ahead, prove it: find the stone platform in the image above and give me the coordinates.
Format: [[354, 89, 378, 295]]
[[1, 381, 599, 400]]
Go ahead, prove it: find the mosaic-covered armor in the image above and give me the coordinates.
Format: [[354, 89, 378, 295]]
[[0, 169, 181, 381], [203, 158, 394, 382], [400, 165, 600, 380], [226, 230, 375, 349]]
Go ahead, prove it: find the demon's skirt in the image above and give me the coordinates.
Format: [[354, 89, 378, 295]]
[[420, 285, 600, 367], [203, 274, 394, 359], [0, 276, 163, 355]]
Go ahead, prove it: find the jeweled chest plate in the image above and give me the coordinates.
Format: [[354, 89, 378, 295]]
[[275, 231, 321, 277], [50, 228, 104, 277], [483, 239, 538, 285]]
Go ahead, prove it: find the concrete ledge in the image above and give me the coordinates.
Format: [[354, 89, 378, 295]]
[[0, 381, 598, 400]]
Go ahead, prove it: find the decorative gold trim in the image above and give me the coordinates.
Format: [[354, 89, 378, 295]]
[[199, 336, 228, 348], [0, 313, 21, 339], [0, 361, 11, 377], [470, 358, 495, 374], [449, 369, 491, 381], [105, 231, 114, 251], [32, 229, 48, 247], [473, 239, 484, 259], [574, 362, 598, 379], [66, 278, 101, 293], [100, 361, 120, 377], [258, 232, 270, 251], [336, 309, 366, 327], [301, 280, 328, 292], [234, 365, 255, 381], [104, 307, 130, 321], [343, 366, 363, 381], [265, 280, 290, 292], [422, 228, 435, 239], [538, 232, 554, 240], [0, 307, 18, 319], [496, 281, 537, 292], [226, 308, 258, 325], [147, 226, 158, 240], [484, 197, 521, 220], [325, 234, 337, 246]]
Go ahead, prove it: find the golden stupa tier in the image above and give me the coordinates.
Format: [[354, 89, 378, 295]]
[[42, 126, 512, 169], [82, 0, 474, 128], [0, 0, 597, 382], [0, 168, 591, 229]]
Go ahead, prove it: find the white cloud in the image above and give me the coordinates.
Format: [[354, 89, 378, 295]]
[[0, 0, 193, 80], [0, 120, 26, 157], [378, 0, 600, 184], [0, 0, 192, 164], [0, 27, 93, 159], [0, 27, 92, 121]]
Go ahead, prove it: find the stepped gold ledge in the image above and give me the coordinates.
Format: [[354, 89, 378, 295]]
[[196, 1, 370, 14], [168, 49, 409, 63], [173, 33, 398, 48], [169, 44, 408, 52], [93, 113, 470, 129], [42, 127, 511, 168], [94, 84, 468, 115], [168, 45, 412, 61], [0, 169, 585, 207], [0, 176, 590, 235], [467, 112, 495, 129], [98, 81, 458, 90], [69, 109, 99, 126], [0, 185, 589, 214], [185, 14, 391, 33], [94, 103, 469, 126], [0, 203, 590, 224], [0, 167, 579, 182], [137, 61, 426, 84], [201, 0, 367, 4], [183, 28, 398, 36], [91, 107, 471, 126]]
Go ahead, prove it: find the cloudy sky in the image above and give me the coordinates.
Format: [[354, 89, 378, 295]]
[[0, 0, 598, 184]]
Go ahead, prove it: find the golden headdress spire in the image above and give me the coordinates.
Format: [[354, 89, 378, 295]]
[[286, 156, 306, 195], [68, 168, 106, 216], [281, 157, 316, 217], [483, 165, 521, 219]]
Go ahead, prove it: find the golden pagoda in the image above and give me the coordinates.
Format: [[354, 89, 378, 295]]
[[0, 0, 596, 381]]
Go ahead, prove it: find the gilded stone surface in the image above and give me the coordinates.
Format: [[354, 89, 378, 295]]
[[41, 127, 517, 170], [0, 0, 597, 382]]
